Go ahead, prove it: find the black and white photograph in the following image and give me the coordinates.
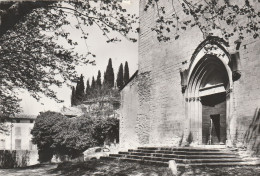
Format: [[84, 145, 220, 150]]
[[0, 0, 259, 175]]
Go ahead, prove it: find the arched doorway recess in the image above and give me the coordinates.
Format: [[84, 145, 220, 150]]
[[185, 43, 234, 145]]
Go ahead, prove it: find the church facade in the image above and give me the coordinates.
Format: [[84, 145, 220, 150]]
[[120, 1, 260, 155]]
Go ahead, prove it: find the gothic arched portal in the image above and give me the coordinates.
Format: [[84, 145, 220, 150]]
[[185, 42, 234, 145]]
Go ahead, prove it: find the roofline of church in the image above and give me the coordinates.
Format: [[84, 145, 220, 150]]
[[119, 70, 138, 91]]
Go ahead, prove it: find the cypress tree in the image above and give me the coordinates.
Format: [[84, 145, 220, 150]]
[[71, 86, 76, 106], [75, 74, 84, 102], [102, 71, 106, 86], [117, 63, 124, 89], [91, 76, 96, 90], [96, 70, 102, 89], [85, 79, 91, 97], [75, 81, 79, 96], [104, 58, 114, 88], [124, 61, 129, 85]]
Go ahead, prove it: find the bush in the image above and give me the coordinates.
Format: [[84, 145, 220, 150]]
[[31, 111, 119, 162], [93, 117, 119, 146], [31, 111, 65, 162]]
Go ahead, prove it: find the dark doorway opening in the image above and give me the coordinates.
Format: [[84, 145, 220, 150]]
[[210, 114, 221, 144], [201, 92, 226, 145]]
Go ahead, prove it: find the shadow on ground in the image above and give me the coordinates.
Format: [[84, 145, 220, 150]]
[[49, 160, 173, 176], [0, 160, 260, 176]]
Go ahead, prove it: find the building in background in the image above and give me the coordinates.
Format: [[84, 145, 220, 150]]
[[0, 114, 37, 151]]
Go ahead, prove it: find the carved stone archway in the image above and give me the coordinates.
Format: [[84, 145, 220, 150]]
[[183, 39, 235, 145]]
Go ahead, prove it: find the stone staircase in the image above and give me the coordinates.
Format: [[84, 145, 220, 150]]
[[101, 147, 260, 167]]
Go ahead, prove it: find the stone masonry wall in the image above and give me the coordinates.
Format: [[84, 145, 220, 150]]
[[121, 0, 260, 154], [120, 75, 139, 150], [232, 37, 260, 154], [138, 1, 204, 146]]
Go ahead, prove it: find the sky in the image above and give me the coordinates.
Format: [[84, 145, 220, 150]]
[[19, 0, 139, 115]]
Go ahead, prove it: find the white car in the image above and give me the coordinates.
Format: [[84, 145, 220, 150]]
[[83, 147, 110, 160]]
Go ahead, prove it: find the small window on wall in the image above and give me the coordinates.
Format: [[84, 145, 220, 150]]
[[15, 139, 21, 150], [16, 119, 20, 123], [30, 120, 34, 123], [15, 127, 21, 136], [0, 139, 5, 149]]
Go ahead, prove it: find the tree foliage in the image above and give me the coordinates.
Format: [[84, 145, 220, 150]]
[[75, 74, 85, 99], [31, 111, 65, 162], [91, 76, 96, 91], [93, 117, 119, 145], [2, 0, 258, 116], [31, 111, 119, 161], [124, 61, 129, 85], [145, 0, 260, 42], [0, 13, 80, 115], [71, 86, 76, 106], [52, 116, 97, 157], [104, 58, 115, 88], [85, 79, 91, 98], [117, 63, 124, 89], [96, 70, 102, 89], [0, 0, 138, 116]]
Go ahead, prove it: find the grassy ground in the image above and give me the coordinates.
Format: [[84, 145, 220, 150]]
[[0, 160, 259, 176]]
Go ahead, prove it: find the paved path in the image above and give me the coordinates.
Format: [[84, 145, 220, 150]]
[[0, 164, 59, 176]]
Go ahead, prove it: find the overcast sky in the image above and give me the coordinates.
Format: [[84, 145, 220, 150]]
[[19, 0, 139, 115]]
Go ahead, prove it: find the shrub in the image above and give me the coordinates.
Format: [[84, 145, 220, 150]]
[[31, 111, 119, 161]]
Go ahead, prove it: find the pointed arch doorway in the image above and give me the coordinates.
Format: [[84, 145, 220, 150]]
[[186, 54, 232, 145]]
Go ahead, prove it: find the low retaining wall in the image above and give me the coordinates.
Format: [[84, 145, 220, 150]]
[[0, 150, 38, 168]]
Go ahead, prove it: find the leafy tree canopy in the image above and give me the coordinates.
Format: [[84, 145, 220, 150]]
[[2, 0, 259, 117], [31, 111, 119, 161], [0, 0, 138, 116], [144, 0, 260, 42]]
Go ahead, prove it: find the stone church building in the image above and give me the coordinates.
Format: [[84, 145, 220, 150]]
[[120, 1, 260, 155]]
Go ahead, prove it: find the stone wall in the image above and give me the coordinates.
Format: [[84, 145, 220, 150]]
[[120, 0, 260, 154], [0, 150, 38, 168], [138, 0, 204, 147], [120, 74, 139, 149], [232, 37, 260, 154]]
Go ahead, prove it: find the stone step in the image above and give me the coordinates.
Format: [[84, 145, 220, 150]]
[[116, 152, 238, 159], [128, 149, 235, 156], [111, 154, 244, 164], [100, 156, 255, 167], [101, 156, 260, 167], [170, 151, 236, 156], [102, 147, 259, 167], [100, 156, 168, 166], [138, 147, 222, 152], [183, 161, 260, 166]]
